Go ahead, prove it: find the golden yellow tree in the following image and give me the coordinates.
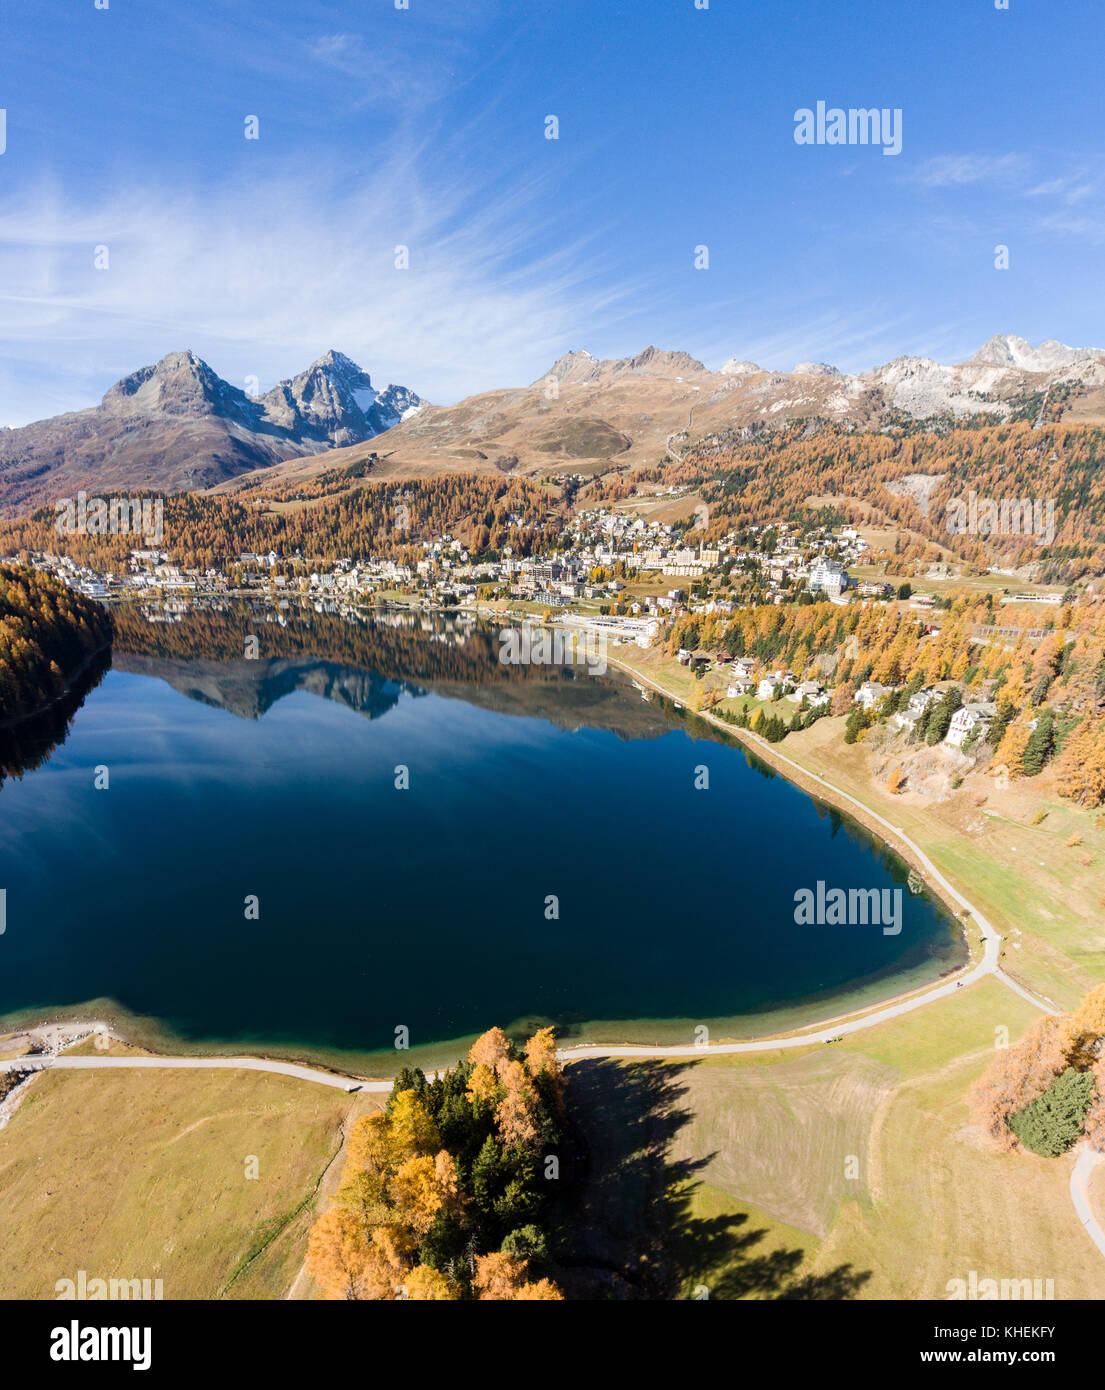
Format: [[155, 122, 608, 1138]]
[[991, 718, 1031, 779], [473, 1251, 562, 1300], [466, 1061, 500, 1108], [524, 1026, 559, 1081], [468, 1025, 512, 1077], [404, 1264, 456, 1301], [305, 1206, 372, 1300], [496, 1059, 541, 1151], [389, 1089, 441, 1161]]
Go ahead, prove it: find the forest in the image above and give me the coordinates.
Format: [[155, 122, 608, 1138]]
[[666, 590, 1105, 807], [0, 563, 113, 723], [592, 418, 1105, 581], [306, 1026, 566, 1300], [0, 475, 566, 577]]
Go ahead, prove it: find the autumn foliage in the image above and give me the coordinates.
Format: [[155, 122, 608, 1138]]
[[969, 986, 1105, 1154], [307, 1026, 565, 1300], [0, 563, 113, 721]]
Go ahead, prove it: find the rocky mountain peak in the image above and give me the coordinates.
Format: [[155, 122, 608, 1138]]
[[101, 348, 249, 419], [793, 361, 841, 377], [967, 334, 1103, 373]]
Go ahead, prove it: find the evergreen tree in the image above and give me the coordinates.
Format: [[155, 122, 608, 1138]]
[[926, 687, 963, 745], [1008, 1067, 1094, 1157], [987, 698, 1015, 747], [1022, 709, 1056, 776], [844, 706, 869, 744]]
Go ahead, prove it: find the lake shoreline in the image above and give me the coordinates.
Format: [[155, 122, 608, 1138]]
[[0, 609, 982, 1077], [0, 640, 112, 731], [603, 648, 985, 975]]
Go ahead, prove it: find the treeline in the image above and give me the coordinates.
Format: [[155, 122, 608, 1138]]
[[969, 985, 1105, 1156], [0, 564, 113, 722], [306, 1026, 565, 1300], [588, 419, 1105, 580], [0, 475, 566, 574]]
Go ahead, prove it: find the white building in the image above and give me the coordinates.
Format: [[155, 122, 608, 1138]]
[[854, 680, 890, 710], [808, 557, 849, 598], [945, 703, 996, 747]]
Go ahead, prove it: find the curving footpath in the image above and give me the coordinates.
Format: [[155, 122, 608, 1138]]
[[1071, 1146, 1105, 1258], [2, 1052, 392, 1093]]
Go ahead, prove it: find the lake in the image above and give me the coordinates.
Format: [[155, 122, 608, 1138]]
[[0, 602, 965, 1072]]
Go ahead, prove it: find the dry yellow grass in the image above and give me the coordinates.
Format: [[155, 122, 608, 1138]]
[[668, 1050, 898, 1237], [0, 1050, 356, 1300], [643, 979, 1105, 1299]]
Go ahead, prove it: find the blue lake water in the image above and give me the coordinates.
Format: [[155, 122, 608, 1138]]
[[0, 607, 965, 1070]]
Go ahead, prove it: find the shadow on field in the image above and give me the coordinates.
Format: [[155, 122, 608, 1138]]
[[551, 1057, 871, 1301]]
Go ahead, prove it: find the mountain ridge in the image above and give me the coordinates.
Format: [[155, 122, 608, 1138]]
[[215, 332, 1105, 498], [0, 349, 424, 515], [3, 334, 1104, 516]]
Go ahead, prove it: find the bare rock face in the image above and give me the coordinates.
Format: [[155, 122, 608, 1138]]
[[0, 349, 423, 514], [256, 349, 424, 447], [966, 334, 1102, 373]]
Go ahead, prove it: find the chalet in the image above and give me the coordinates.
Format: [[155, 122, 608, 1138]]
[[757, 670, 793, 700], [854, 680, 890, 710], [945, 702, 997, 748]]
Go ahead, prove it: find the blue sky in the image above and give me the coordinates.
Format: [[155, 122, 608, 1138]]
[[1, 0, 1102, 425]]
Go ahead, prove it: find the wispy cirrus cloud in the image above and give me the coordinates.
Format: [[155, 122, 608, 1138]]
[[909, 152, 1030, 189], [0, 155, 642, 427]]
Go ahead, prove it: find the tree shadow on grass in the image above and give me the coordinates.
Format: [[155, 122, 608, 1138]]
[[550, 1056, 871, 1301]]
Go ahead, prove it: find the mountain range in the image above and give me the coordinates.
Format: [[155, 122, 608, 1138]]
[[2, 334, 1103, 516], [211, 333, 1105, 499], [0, 349, 424, 515]]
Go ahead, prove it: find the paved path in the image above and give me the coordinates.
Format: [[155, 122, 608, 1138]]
[[1071, 1146, 1105, 1258], [2, 1053, 391, 1092]]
